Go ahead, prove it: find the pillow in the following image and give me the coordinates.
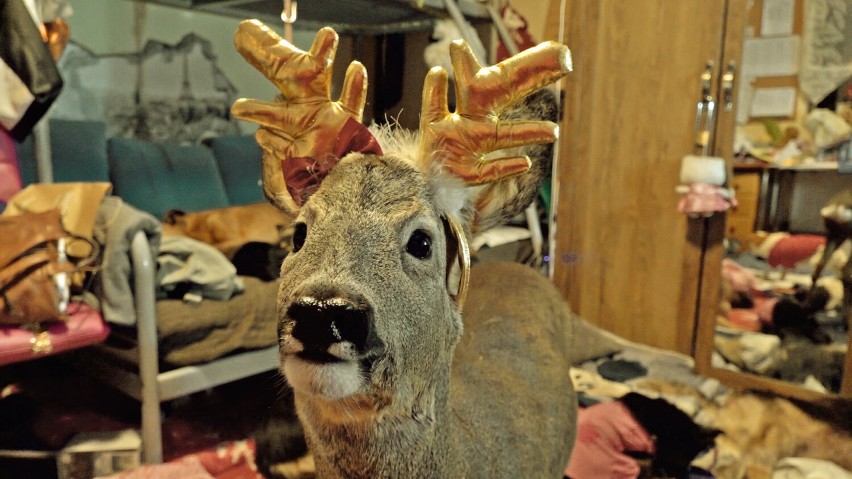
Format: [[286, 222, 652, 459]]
[[205, 136, 264, 205], [15, 119, 110, 185], [107, 138, 229, 220]]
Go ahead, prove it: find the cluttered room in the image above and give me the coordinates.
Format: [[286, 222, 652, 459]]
[[1, 0, 850, 478]]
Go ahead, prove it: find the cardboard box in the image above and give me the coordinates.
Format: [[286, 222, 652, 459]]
[[56, 430, 141, 479]]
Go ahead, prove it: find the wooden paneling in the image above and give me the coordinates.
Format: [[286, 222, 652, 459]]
[[548, 0, 745, 354]]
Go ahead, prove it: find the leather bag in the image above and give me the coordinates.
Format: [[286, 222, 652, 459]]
[[0, 209, 93, 325], [3, 182, 112, 258]]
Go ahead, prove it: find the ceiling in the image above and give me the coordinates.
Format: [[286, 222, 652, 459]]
[[142, 0, 490, 35]]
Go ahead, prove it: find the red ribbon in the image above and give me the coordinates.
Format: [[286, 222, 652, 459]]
[[282, 118, 383, 206]]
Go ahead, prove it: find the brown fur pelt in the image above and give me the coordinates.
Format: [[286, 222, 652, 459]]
[[632, 379, 852, 479], [706, 392, 852, 479], [161, 202, 294, 257]]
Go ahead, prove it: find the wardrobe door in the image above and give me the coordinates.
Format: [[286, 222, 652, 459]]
[[549, 0, 745, 354]]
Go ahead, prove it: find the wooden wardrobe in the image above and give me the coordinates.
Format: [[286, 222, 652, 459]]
[[544, 0, 746, 355]]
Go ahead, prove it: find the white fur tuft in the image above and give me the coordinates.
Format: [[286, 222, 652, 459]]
[[428, 162, 469, 219], [368, 122, 419, 161], [368, 122, 470, 219]]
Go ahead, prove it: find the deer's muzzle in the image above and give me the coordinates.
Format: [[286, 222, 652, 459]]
[[286, 295, 381, 364]]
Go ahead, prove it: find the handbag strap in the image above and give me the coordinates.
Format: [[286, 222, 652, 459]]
[[0, 235, 100, 289], [0, 209, 69, 270], [65, 233, 100, 270], [0, 250, 57, 291]]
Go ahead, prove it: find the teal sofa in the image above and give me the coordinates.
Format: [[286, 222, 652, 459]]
[[15, 119, 281, 464], [17, 119, 266, 216]]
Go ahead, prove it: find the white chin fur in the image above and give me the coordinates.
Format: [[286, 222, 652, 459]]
[[283, 355, 364, 400]]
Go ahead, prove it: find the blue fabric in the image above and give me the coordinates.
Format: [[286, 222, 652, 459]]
[[107, 137, 230, 220], [14, 120, 262, 219], [15, 119, 110, 185], [205, 135, 264, 205]]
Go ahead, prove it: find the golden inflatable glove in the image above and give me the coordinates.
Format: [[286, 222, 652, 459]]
[[231, 20, 369, 211], [418, 39, 572, 185], [231, 19, 572, 209]]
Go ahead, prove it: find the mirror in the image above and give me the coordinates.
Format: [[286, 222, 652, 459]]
[[711, 0, 851, 396]]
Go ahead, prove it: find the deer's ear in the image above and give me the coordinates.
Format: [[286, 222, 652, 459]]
[[469, 87, 560, 233], [470, 154, 550, 234]]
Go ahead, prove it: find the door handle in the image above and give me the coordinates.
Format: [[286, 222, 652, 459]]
[[700, 61, 714, 100], [721, 61, 736, 111], [694, 61, 716, 155]]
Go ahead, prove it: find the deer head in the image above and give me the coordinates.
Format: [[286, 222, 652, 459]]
[[231, 19, 571, 415]]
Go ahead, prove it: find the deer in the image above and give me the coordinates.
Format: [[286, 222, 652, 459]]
[[231, 19, 578, 478], [811, 188, 852, 322]]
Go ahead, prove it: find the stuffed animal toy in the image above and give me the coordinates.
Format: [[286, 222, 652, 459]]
[[804, 108, 852, 149], [749, 231, 834, 270]]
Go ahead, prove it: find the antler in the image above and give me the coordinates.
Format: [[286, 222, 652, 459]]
[[230, 20, 373, 211], [419, 40, 572, 185]]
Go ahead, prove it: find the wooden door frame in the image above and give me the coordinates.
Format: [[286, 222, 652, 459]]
[[546, 0, 730, 354]]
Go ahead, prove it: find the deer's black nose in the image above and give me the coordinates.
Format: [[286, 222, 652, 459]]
[[287, 296, 378, 361]]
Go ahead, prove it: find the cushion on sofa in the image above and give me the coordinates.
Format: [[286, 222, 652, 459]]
[[16, 119, 110, 185], [205, 136, 264, 205], [108, 138, 230, 220]]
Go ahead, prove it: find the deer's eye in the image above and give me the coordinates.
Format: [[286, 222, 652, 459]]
[[292, 223, 307, 252], [406, 229, 432, 259]]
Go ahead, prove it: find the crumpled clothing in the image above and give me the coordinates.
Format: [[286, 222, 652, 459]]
[[677, 183, 737, 217], [93, 196, 162, 325], [722, 258, 758, 293], [804, 108, 852, 149], [772, 457, 852, 479], [714, 328, 781, 375], [157, 235, 244, 302]]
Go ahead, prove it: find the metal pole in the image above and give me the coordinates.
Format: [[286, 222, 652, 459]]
[[480, 0, 547, 268], [33, 121, 53, 183], [281, 0, 297, 43], [442, 0, 488, 64]]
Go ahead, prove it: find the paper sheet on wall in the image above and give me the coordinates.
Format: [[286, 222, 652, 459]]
[[736, 74, 755, 124], [741, 36, 800, 77], [761, 0, 795, 36], [750, 87, 797, 118]]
